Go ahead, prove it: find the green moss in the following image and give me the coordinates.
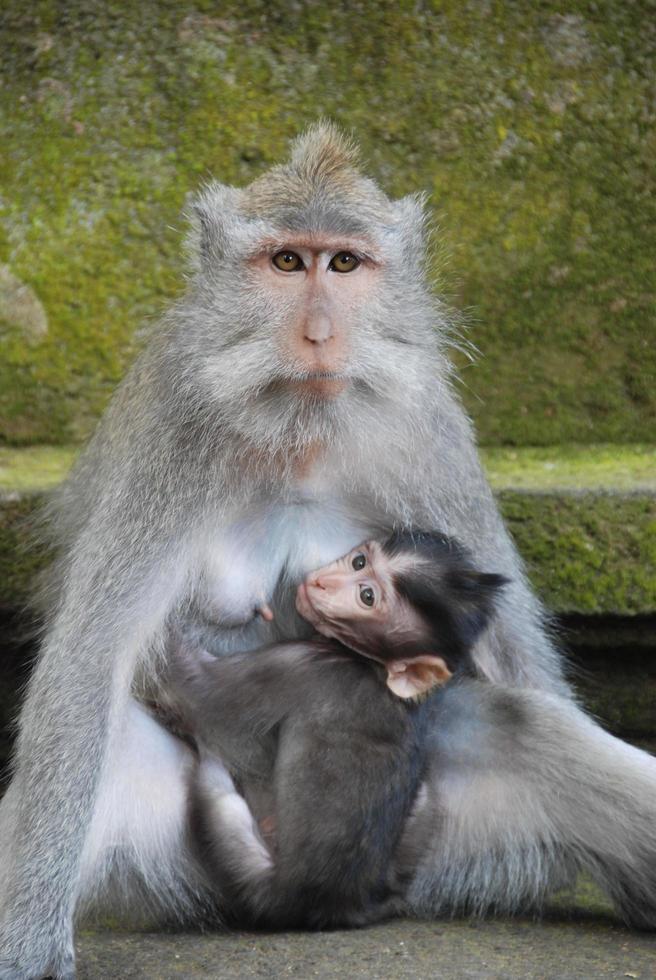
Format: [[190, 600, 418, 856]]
[[548, 874, 613, 919], [0, 1, 654, 445], [500, 491, 656, 614], [0, 496, 49, 609]]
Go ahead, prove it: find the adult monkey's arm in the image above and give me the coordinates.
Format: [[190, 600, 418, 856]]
[[0, 408, 195, 978]]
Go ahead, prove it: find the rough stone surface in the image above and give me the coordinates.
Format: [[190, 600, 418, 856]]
[[74, 913, 656, 980], [0, 1, 654, 445], [574, 644, 656, 738], [0, 264, 48, 341]]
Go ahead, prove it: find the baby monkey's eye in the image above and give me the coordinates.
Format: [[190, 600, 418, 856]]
[[273, 251, 304, 272], [330, 252, 359, 273], [359, 586, 375, 607], [351, 553, 366, 571]]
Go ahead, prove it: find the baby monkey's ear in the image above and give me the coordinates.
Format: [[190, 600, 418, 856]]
[[386, 655, 452, 700]]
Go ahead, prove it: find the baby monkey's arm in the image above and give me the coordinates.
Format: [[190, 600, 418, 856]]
[[164, 634, 326, 756]]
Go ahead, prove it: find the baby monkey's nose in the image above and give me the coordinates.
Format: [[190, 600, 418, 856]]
[[312, 570, 346, 592]]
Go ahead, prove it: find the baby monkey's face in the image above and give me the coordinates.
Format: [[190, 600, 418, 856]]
[[295, 531, 505, 700], [296, 540, 452, 699], [297, 541, 387, 621], [296, 541, 429, 665]]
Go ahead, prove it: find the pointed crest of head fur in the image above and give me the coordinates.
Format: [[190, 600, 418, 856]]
[[241, 122, 391, 227], [289, 122, 360, 185]]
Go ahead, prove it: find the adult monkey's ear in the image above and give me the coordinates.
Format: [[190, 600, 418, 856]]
[[389, 192, 430, 274], [386, 655, 452, 700], [186, 182, 246, 274]]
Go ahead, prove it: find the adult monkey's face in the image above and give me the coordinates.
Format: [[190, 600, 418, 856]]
[[246, 235, 381, 400], [180, 122, 440, 452]]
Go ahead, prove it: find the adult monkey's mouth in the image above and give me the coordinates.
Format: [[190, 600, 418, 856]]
[[263, 371, 349, 398], [291, 372, 349, 397]]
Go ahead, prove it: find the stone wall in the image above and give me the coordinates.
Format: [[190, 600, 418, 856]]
[[1, 1, 654, 446]]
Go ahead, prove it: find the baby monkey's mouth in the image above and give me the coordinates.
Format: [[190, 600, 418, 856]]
[[295, 580, 332, 632], [295, 581, 317, 622]]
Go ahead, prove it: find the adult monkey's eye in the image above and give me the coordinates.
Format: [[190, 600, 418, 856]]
[[273, 251, 303, 272], [330, 252, 359, 273], [352, 553, 366, 571], [359, 586, 375, 607]]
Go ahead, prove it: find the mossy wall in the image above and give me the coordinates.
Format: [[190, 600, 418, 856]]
[[1, 1, 654, 446]]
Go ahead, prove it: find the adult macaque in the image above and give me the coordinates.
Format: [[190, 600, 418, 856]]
[[168, 531, 504, 929], [1, 125, 655, 978]]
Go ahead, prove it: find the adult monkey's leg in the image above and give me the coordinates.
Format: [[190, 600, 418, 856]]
[[406, 681, 656, 929]]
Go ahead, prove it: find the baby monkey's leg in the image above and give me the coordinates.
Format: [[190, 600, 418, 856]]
[[190, 753, 274, 919]]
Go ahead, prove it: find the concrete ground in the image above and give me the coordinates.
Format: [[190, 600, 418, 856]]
[[77, 911, 656, 979]]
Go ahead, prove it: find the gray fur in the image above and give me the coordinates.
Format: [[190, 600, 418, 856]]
[[164, 536, 498, 931], [405, 681, 656, 929], [1, 124, 655, 978], [168, 639, 426, 929]]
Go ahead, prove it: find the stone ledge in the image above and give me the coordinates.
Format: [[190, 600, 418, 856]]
[[1, 445, 654, 615], [71, 900, 656, 980]]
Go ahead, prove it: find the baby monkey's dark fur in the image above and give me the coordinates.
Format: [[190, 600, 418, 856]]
[[168, 530, 506, 930]]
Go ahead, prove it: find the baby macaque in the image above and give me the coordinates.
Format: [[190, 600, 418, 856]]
[[167, 530, 506, 929]]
